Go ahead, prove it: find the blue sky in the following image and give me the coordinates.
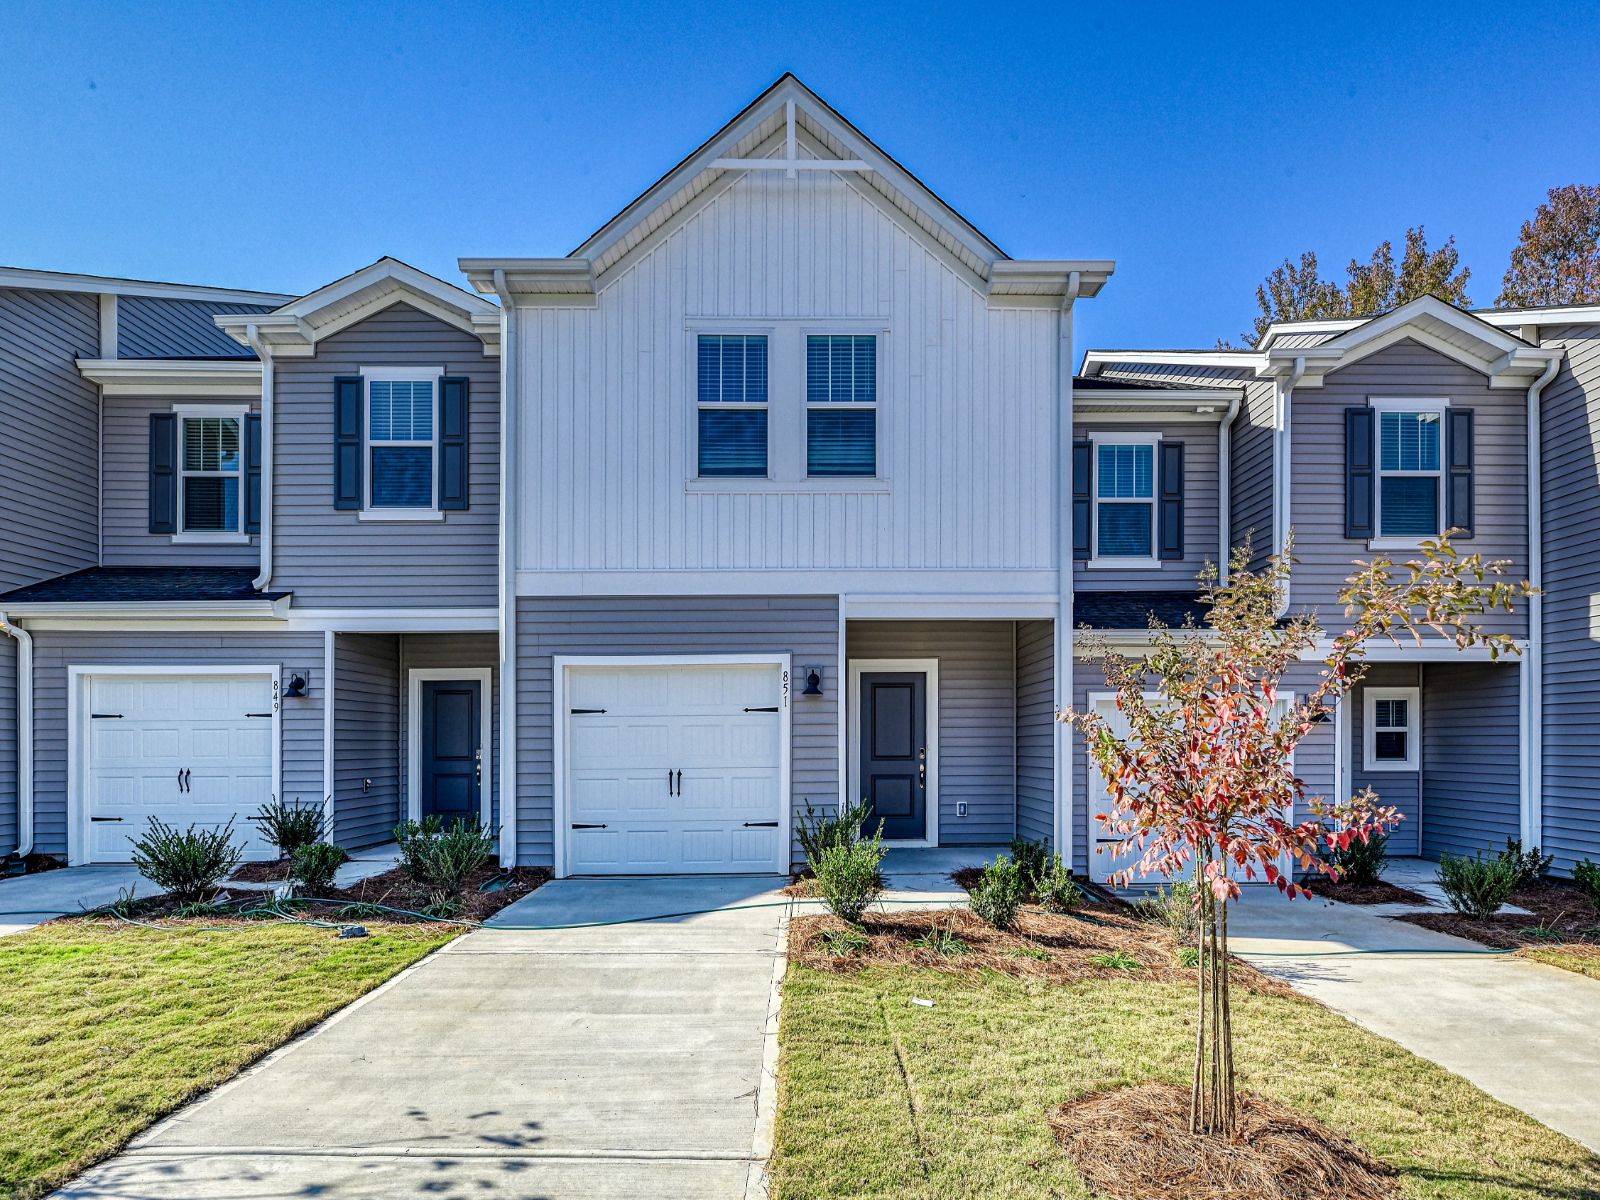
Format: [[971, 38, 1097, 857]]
[[2, 2, 1597, 352]]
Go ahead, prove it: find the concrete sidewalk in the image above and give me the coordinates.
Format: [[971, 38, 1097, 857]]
[[1230, 889, 1600, 1152], [58, 874, 791, 1199], [0, 865, 147, 937]]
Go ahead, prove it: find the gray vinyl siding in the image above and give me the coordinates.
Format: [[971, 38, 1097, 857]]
[[515, 596, 838, 869], [0, 638, 15, 853], [0, 287, 99, 591], [100, 394, 259, 566], [847, 620, 1017, 845], [1421, 662, 1522, 860], [1073, 419, 1220, 591], [1232, 378, 1277, 568], [1349, 666, 1422, 857], [26, 630, 326, 857], [1014, 619, 1054, 845], [398, 633, 500, 837], [332, 633, 400, 850], [115, 297, 272, 360], [1289, 340, 1528, 637], [271, 303, 499, 607], [1537, 323, 1600, 871]]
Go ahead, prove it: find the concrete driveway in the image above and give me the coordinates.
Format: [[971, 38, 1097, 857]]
[[0, 865, 147, 937], [58, 874, 790, 1199]]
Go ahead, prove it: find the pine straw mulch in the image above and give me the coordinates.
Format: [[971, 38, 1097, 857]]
[[1392, 877, 1600, 950], [1297, 876, 1430, 906], [227, 853, 349, 885], [789, 906, 1295, 997], [782, 870, 885, 899], [1050, 1081, 1399, 1200]]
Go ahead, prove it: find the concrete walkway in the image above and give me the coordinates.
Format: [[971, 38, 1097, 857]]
[[58, 874, 791, 1199], [1230, 888, 1600, 1152], [0, 865, 146, 937]]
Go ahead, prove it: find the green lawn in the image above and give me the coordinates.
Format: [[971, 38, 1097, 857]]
[[771, 964, 1600, 1199], [0, 919, 454, 1198]]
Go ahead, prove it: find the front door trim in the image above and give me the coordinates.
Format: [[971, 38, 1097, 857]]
[[407, 667, 493, 829], [848, 657, 939, 848]]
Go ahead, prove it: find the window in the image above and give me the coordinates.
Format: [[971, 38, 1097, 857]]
[[179, 411, 243, 535], [368, 373, 437, 509], [1376, 406, 1443, 540], [806, 334, 876, 477], [697, 334, 768, 477], [1364, 686, 1420, 771], [1093, 438, 1157, 561]]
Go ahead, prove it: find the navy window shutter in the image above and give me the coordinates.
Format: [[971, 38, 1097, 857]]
[[148, 412, 177, 534], [1447, 408, 1473, 538], [1071, 439, 1092, 561], [1158, 441, 1184, 560], [333, 376, 363, 510], [1344, 407, 1375, 539], [243, 412, 262, 534], [438, 376, 469, 510]]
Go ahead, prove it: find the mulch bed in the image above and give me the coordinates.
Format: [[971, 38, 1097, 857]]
[[1393, 877, 1600, 950], [1298, 876, 1430, 906], [789, 906, 1295, 997], [950, 865, 1128, 909], [2, 853, 66, 879], [1050, 1081, 1398, 1200]]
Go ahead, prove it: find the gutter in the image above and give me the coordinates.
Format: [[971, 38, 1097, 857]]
[[491, 270, 519, 867], [1523, 351, 1560, 847], [0, 613, 33, 858], [1217, 391, 1242, 582], [1057, 270, 1082, 867], [1274, 355, 1307, 616], [243, 324, 275, 591]]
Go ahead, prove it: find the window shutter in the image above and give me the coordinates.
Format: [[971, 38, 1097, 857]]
[[1447, 408, 1474, 538], [438, 376, 469, 510], [333, 376, 363, 511], [1344, 407, 1375, 539], [1071, 439, 1092, 561], [243, 412, 262, 535], [1158, 441, 1185, 560], [148, 412, 177, 534]]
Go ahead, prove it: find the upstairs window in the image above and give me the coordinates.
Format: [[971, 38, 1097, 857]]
[[1364, 686, 1420, 771], [806, 334, 876, 477], [179, 412, 242, 534], [1377, 407, 1443, 539], [368, 375, 436, 509], [697, 334, 768, 477], [1093, 439, 1156, 560]]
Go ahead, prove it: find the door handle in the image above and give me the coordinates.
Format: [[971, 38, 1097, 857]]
[[918, 748, 926, 789], [675, 769, 683, 796], [177, 769, 184, 792], [475, 748, 482, 785], [667, 769, 675, 796]]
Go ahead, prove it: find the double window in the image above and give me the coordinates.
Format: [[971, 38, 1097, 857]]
[[1363, 686, 1420, 771], [178, 409, 244, 537], [1092, 435, 1158, 562], [1376, 404, 1444, 540]]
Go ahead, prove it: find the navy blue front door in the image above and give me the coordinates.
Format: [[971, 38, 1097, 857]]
[[859, 671, 927, 841], [421, 680, 481, 827]]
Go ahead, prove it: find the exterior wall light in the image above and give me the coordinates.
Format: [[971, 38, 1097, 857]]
[[284, 672, 309, 698], [801, 667, 823, 696]]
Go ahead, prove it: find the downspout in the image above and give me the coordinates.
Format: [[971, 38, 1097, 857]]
[[244, 324, 275, 591], [1217, 391, 1242, 582], [0, 613, 33, 858], [1056, 271, 1082, 867], [491, 270, 519, 867], [1274, 356, 1307, 616], [1523, 351, 1559, 847]]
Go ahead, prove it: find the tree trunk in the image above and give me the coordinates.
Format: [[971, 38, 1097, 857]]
[[1190, 862, 1239, 1139]]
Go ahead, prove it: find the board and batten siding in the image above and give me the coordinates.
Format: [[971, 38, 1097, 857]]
[[1289, 340, 1528, 636], [101, 394, 260, 567], [847, 620, 1017, 845], [1420, 661, 1522, 860], [1349, 666, 1423, 857], [332, 633, 400, 850], [515, 596, 838, 868], [271, 303, 499, 607], [399, 633, 500, 836], [1014, 619, 1055, 845], [513, 166, 1059, 592], [1537, 323, 1600, 871], [25, 631, 326, 858], [0, 287, 100, 591], [1073, 418, 1220, 591]]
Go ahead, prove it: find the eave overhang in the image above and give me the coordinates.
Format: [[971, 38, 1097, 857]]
[[76, 358, 261, 398]]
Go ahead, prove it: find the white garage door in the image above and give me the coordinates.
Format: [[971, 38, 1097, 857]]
[[85, 674, 277, 863], [563, 662, 787, 875]]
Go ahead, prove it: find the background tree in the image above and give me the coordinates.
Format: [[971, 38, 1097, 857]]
[[1499, 184, 1600, 307], [1067, 537, 1528, 1137]]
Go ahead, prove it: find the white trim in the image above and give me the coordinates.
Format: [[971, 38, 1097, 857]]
[[175, 404, 249, 539], [322, 632, 336, 828], [1088, 431, 1161, 569], [551, 654, 793, 878], [1369, 399, 1448, 544], [284, 608, 498, 633], [847, 657, 940, 848], [1362, 686, 1420, 772], [4, 600, 286, 621], [362, 368, 442, 514], [516, 567, 1061, 597], [67, 665, 283, 867], [406, 667, 494, 831], [357, 510, 445, 523], [97, 294, 118, 358], [0, 265, 288, 304], [842, 595, 1057, 620]]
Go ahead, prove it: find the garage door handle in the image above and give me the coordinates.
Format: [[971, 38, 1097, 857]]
[[743, 821, 779, 828], [571, 823, 608, 830], [744, 706, 779, 713]]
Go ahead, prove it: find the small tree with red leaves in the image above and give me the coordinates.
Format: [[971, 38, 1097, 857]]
[[1068, 536, 1528, 1137]]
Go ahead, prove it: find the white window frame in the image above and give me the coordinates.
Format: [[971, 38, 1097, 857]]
[[173, 403, 249, 543], [692, 330, 772, 481], [1363, 685, 1420, 772], [360, 366, 444, 521], [1088, 431, 1162, 569], [803, 330, 881, 480], [1369, 397, 1449, 550]]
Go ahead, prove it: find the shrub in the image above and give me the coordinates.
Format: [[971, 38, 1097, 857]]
[[811, 832, 886, 924], [797, 797, 873, 865], [1089, 950, 1141, 971], [1132, 880, 1200, 941], [911, 921, 970, 957], [253, 798, 325, 859], [1007, 836, 1050, 890], [395, 817, 495, 903], [818, 927, 870, 957], [1176, 945, 1201, 968], [1499, 837, 1553, 889], [1574, 859, 1600, 908], [395, 815, 444, 880], [968, 855, 1026, 930], [1438, 852, 1519, 919], [291, 842, 345, 895], [1035, 854, 1085, 913], [1326, 829, 1389, 887], [129, 817, 244, 904]]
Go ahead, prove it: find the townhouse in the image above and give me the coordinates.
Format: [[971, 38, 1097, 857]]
[[0, 74, 1596, 880]]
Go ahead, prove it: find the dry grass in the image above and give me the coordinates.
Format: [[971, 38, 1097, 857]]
[[1524, 943, 1600, 981]]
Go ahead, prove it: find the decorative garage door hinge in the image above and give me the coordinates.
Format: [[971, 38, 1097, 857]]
[[570, 708, 607, 714], [90, 713, 124, 719], [571, 822, 608, 829]]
